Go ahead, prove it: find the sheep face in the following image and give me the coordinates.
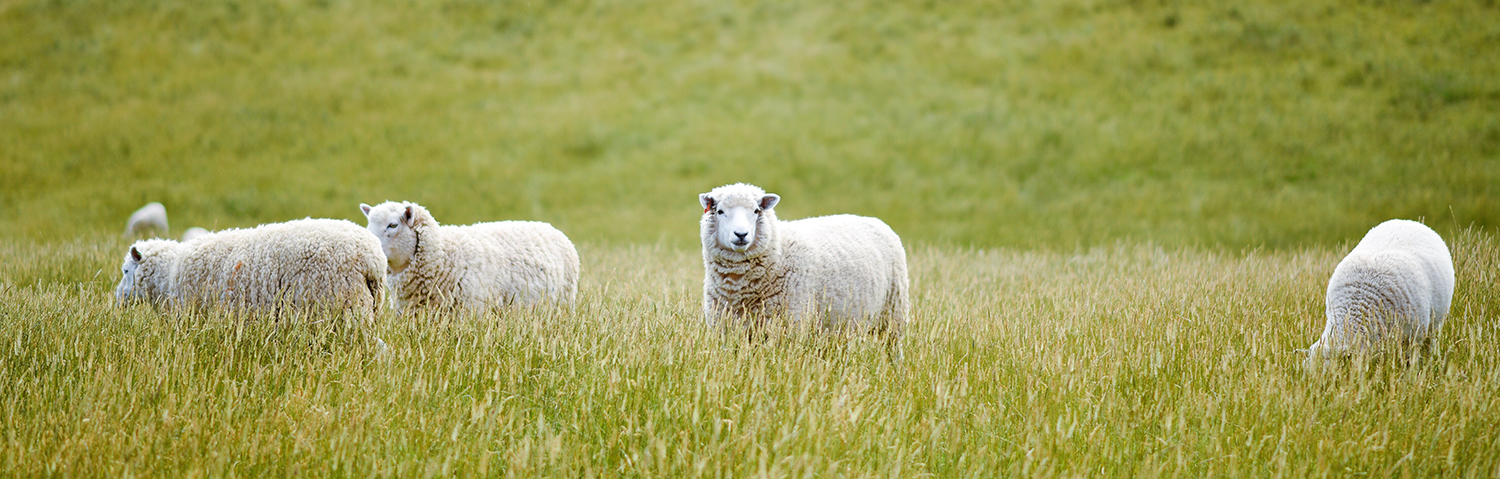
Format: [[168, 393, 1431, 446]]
[[361, 202, 422, 273], [115, 241, 173, 308], [700, 184, 779, 253], [115, 247, 144, 305]]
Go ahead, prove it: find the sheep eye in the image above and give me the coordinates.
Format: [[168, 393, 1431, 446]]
[[387, 223, 398, 229], [754, 209, 762, 215], [716, 210, 723, 215]]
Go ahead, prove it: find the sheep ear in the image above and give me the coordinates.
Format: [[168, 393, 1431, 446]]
[[360, 203, 372, 216], [699, 193, 715, 213], [402, 205, 419, 226], [130, 246, 142, 262], [759, 194, 780, 211]]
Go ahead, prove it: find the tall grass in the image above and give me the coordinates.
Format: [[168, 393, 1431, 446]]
[[4, 0, 1500, 475], [3, 232, 1498, 476]]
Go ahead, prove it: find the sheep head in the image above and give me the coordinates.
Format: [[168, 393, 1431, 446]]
[[115, 240, 177, 308], [700, 183, 779, 254], [361, 201, 435, 274]]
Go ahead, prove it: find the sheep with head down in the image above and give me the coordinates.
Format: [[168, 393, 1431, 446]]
[[115, 218, 387, 325], [124, 202, 168, 238], [699, 183, 909, 360], [1304, 219, 1454, 369], [360, 201, 579, 314]]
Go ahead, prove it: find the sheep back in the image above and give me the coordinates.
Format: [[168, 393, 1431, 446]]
[[396, 220, 578, 311], [124, 202, 169, 237], [1310, 219, 1453, 362], [174, 218, 386, 322], [778, 214, 909, 329]]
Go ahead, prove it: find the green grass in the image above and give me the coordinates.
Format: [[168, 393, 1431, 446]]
[[1, 0, 1497, 247], [4, 233, 1500, 476], [4, 0, 1500, 476]]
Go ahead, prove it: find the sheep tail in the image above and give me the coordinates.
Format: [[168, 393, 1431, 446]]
[[364, 267, 385, 321]]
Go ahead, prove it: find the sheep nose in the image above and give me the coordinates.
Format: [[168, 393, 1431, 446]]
[[734, 231, 748, 240]]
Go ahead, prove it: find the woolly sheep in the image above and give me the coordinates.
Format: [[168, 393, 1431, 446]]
[[124, 202, 168, 237], [698, 183, 909, 359], [359, 201, 579, 313], [1304, 219, 1454, 368], [115, 218, 387, 324], [182, 227, 210, 242]]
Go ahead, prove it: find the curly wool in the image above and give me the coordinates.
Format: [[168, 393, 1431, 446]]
[[699, 183, 909, 356], [1307, 219, 1454, 366], [116, 218, 387, 323], [363, 202, 579, 313]]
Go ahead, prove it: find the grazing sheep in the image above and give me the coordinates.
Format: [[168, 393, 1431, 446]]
[[699, 183, 909, 359], [115, 218, 387, 324], [124, 202, 168, 238], [360, 201, 579, 313], [182, 227, 209, 242], [1304, 219, 1454, 369]]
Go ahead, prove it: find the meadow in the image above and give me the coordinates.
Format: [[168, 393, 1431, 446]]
[[3, 0, 1500, 476], [4, 234, 1500, 476], [2, 0, 1497, 247]]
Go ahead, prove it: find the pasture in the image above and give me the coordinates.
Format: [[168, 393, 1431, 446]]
[[4, 235, 1500, 476], [3, 0, 1499, 476]]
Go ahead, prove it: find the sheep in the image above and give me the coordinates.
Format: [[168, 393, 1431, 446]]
[[698, 183, 909, 360], [1304, 219, 1454, 369], [124, 202, 168, 238], [359, 201, 579, 313], [114, 218, 387, 325], [181, 227, 210, 242]]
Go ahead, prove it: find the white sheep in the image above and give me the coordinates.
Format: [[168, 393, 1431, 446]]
[[1305, 219, 1454, 368], [360, 201, 579, 313], [182, 227, 210, 242], [124, 202, 168, 237], [115, 218, 387, 324], [698, 183, 909, 359]]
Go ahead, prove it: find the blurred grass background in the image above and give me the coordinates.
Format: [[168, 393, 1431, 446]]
[[2, 0, 1497, 248]]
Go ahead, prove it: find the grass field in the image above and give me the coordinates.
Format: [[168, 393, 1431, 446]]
[[4, 0, 1500, 476], [4, 233, 1500, 476]]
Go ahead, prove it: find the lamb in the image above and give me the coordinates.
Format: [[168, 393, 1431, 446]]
[[359, 201, 579, 313], [181, 227, 210, 242], [698, 183, 909, 359], [114, 218, 387, 324], [124, 202, 168, 237], [1304, 219, 1454, 369]]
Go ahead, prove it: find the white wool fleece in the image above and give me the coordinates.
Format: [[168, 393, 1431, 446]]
[[115, 218, 387, 323], [699, 183, 910, 358], [360, 201, 580, 313], [1306, 219, 1454, 367]]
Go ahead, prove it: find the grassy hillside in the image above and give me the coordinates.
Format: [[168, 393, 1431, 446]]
[[4, 0, 1500, 476], [4, 232, 1500, 476], [2, 0, 1497, 247]]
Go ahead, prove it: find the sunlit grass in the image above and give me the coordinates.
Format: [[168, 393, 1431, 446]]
[[3, 233, 1498, 476], [3, 0, 1499, 475]]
